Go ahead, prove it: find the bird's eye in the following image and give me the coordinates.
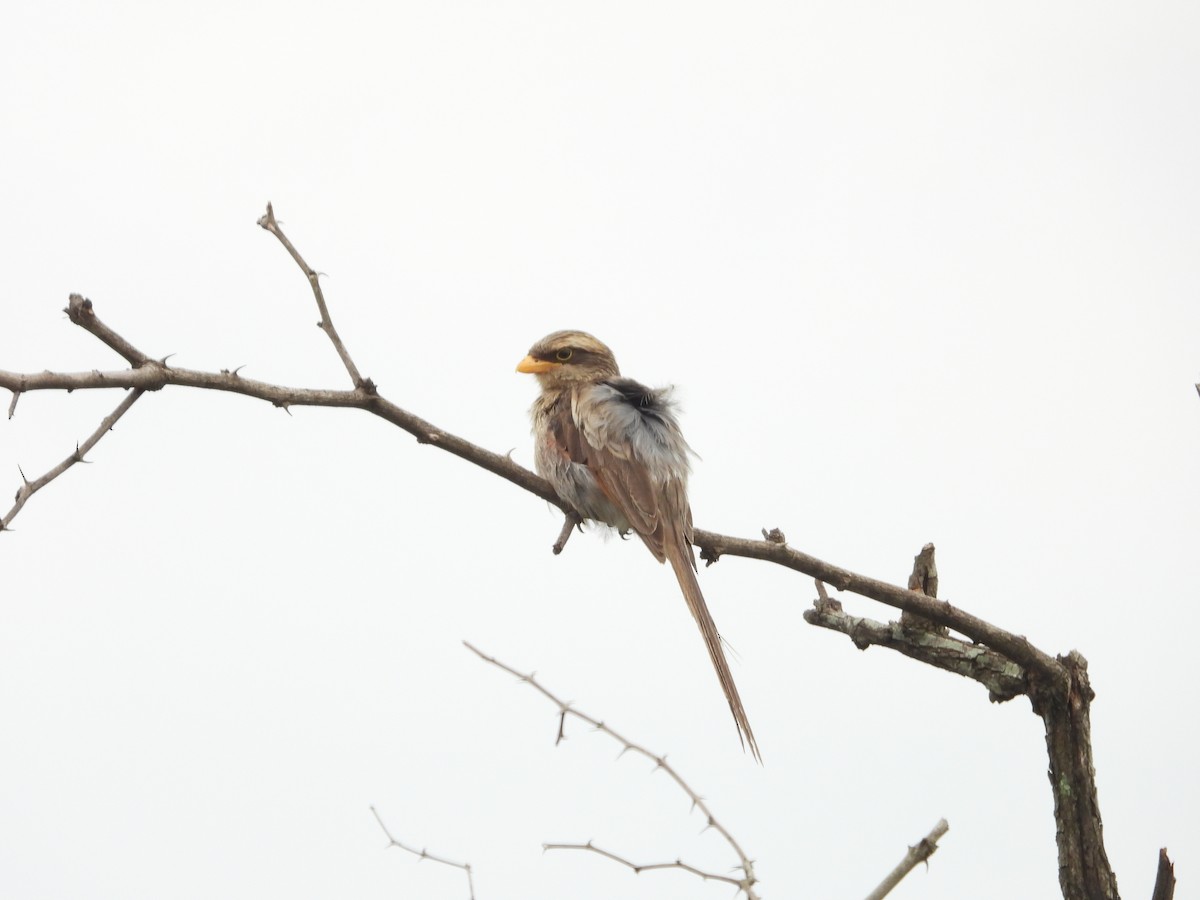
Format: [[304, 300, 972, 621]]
[[555, 348, 573, 361]]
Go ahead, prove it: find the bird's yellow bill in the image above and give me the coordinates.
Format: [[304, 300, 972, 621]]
[[516, 355, 559, 374]]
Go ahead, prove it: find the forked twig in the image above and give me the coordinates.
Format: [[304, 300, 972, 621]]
[[463, 641, 759, 899], [1, 388, 144, 532], [256, 203, 370, 391], [371, 805, 476, 899]]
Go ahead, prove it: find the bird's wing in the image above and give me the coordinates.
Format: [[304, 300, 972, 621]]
[[570, 379, 693, 562], [570, 379, 761, 760]]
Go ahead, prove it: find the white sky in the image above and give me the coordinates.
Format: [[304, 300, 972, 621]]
[[2, 2, 1198, 898]]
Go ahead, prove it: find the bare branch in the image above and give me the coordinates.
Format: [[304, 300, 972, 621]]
[[0, 343, 1072, 687], [0, 338, 1076, 692], [370, 805, 475, 900], [695, 528, 1065, 683], [543, 840, 743, 889], [0, 360, 562, 513], [803, 590, 1025, 703], [0, 293, 1074, 687], [256, 203, 369, 390], [464, 642, 759, 899], [0, 208, 1152, 897], [2, 388, 144, 532], [863, 818, 949, 900]]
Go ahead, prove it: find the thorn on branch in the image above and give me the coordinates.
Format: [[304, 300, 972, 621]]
[[7, 391, 19, 419]]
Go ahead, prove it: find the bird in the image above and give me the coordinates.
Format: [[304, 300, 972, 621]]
[[517, 330, 760, 761]]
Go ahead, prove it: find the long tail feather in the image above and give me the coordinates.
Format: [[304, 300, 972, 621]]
[[666, 542, 762, 763]]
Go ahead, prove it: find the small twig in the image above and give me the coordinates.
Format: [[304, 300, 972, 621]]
[[863, 818, 949, 900], [551, 511, 583, 555], [7, 390, 18, 419], [464, 641, 759, 899], [370, 806, 475, 900], [2, 389, 144, 532], [257, 203, 369, 391], [543, 840, 743, 889]]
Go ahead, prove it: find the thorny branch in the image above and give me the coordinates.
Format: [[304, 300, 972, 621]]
[[864, 818, 950, 900], [1, 388, 143, 532], [256, 202, 370, 391], [464, 641, 760, 900], [542, 840, 744, 889], [371, 806, 475, 900], [0, 322, 1076, 684], [0, 203, 1174, 899]]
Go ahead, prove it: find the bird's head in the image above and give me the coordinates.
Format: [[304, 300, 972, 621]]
[[516, 330, 620, 386]]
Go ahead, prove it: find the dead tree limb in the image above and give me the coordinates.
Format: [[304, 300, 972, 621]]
[[805, 546, 1120, 900], [1150, 848, 1175, 900]]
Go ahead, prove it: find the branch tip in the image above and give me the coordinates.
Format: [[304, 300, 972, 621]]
[[469, 644, 759, 897]]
